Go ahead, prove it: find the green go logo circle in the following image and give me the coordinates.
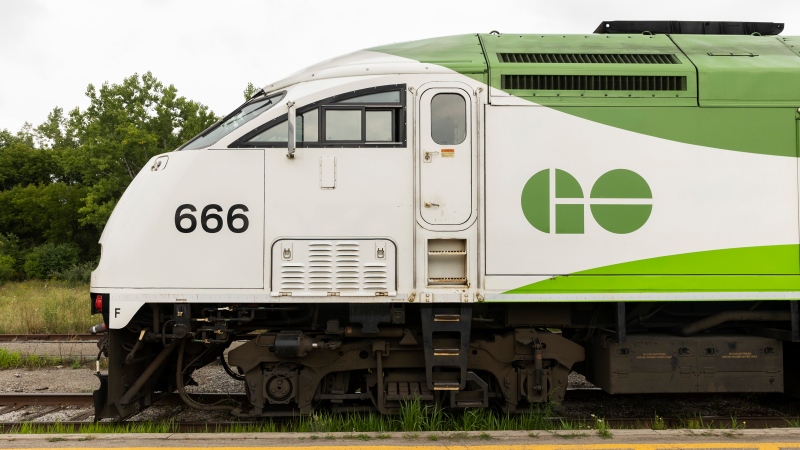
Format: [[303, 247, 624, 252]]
[[520, 169, 652, 234]]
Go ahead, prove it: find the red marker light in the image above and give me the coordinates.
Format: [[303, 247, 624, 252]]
[[95, 295, 103, 312]]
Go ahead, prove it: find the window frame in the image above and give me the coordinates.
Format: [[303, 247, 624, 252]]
[[179, 91, 286, 151], [231, 84, 406, 148]]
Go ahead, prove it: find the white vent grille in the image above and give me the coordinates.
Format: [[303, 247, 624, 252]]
[[272, 239, 396, 297], [308, 242, 333, 291]]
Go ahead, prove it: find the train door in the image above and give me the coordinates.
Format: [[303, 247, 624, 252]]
[[414, 82, 479, 299], [418, 86, 474, 226]]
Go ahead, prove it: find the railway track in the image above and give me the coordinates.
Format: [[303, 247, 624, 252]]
[[0, 334, 100, 342], [1, 391, 799, 432]]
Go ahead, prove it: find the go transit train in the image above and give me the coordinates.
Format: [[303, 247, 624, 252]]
[[89, 20, 800, 419]]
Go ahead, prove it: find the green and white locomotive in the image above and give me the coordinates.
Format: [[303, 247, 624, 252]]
[[90, 21, 800, 419]]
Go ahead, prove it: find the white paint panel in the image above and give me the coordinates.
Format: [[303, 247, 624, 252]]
[[93, 150, 265, 288], [320, 156, 336, 189], [264, 146, 413, 292], [484, 105, 799, 276]]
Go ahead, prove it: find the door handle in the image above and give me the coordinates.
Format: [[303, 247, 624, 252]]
[[423, 151, 439, 163]]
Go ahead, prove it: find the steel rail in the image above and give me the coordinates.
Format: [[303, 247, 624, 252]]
[[0, 392, 244, 407]]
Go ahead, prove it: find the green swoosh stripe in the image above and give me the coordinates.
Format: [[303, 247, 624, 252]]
[[549, 106, 797, 158], [504, 245, 800, 294]]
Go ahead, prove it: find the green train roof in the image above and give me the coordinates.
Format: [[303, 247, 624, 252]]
[[370, 33, 800, 107]]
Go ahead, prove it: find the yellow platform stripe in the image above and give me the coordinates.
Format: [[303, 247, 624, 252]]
[[18, 445, 800, 450]]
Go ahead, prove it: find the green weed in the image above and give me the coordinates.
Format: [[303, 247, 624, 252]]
[[652, 413, 666, 430], [555, 431, 589, 439], [592, 414, 612, 439]]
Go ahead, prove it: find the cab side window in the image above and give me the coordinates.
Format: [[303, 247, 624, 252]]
[[233, 85, 405, 148]]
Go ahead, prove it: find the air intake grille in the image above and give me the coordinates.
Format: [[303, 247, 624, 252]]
[[273, 239, 395, 296], [498, 53, 680, 64], [501, 75, 687, 91]]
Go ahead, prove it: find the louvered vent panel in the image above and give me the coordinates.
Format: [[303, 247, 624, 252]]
[[363, 263, 389, 290], [501, 75, 687, 91], [498, 53, 680, 64], [279, 263, 305, 291], [308, 242, 333, 291], [335, 242, 361, 291], [272, 239, 396, 296]]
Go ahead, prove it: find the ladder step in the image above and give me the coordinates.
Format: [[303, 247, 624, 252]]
[[456, 401, 484, 407], [433, 348, 460, 356], [422, 305, 473, 392], [434, 314, 461, 322]]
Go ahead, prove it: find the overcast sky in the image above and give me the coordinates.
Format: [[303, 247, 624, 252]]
[[1, 0, 798, 133]]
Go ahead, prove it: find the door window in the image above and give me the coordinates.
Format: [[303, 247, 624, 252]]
[[430, 93, 466, 145]]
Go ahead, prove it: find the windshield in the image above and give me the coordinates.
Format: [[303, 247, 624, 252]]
[[180, 91, 285, 150]]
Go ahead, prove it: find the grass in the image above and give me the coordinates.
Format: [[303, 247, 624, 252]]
[[0, 281, 94, 334], [0, 348, 92, 369], [6, 398, 585, 435], [554, 432, 589, 439]]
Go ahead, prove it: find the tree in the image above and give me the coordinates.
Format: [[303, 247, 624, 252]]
[[0, 136, 58, 190], [0, 71, 218, 280], [64, 72, 217, 230], [243, 82, 259, 100]]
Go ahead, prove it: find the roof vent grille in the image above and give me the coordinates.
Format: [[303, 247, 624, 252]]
[[498, 53, 680, 64], [501, 75, 687, 91]]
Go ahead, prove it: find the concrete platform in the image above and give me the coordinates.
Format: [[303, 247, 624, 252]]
[[1, 429, 800, 448]]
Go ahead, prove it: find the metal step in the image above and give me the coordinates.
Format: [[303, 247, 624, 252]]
[[433, 314, 461, 322], [433, 348, 460, 356], [421, 305, 472, 392]]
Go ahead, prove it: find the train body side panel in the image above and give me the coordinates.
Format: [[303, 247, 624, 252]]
[[92, 150, 265, 289], [483, 104, 800, 296]]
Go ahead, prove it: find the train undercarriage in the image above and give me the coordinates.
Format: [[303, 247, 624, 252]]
[[92, 301, 799, 420]]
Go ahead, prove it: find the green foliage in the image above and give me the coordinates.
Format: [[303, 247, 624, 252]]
[[592, 415, 612, 439], [0, 348, 79, 369], [51, 260, 96, 284], [243, 82, 259, 100], [0, 138, 58, 190], [0, 71, 217, 274], [0, 183, 92, 254], [0, 254, 14, 283], [22, 243, 79, 279], [64, 71, 217, 230], [0, 234, 23, 281]]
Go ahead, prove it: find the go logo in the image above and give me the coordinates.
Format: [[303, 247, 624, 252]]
[[521, 169, 652, 234]]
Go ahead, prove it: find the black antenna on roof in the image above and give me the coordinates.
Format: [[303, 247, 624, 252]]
[[594, 21, 784, 35]]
